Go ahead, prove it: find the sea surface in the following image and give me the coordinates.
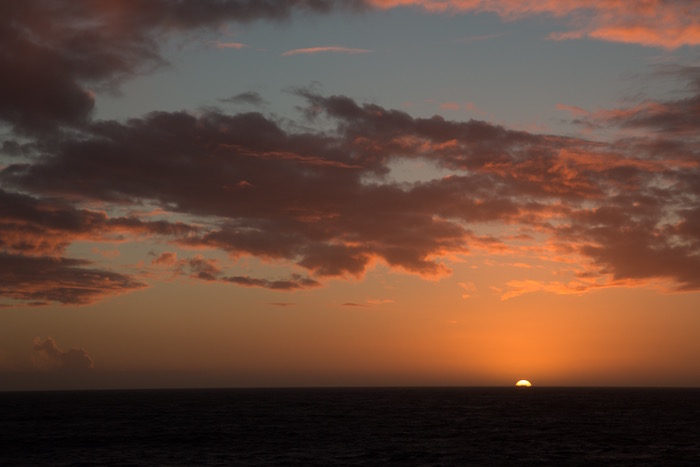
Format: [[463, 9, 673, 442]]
[[1, 387, 699, 465]]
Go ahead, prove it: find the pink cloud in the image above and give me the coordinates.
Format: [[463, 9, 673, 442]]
[[210, 41, 248, 49], [282, 46, 372, 56]]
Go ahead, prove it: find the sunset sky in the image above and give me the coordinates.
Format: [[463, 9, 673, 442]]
[[2, 0, 700, 390]]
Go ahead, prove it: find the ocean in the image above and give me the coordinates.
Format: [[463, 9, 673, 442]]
[[1, 387, 699, 465]]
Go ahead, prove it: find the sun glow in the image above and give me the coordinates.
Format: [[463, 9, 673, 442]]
[[515, 379, 532, 387]]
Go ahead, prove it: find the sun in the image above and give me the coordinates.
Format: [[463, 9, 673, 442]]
[[515, 379, 532, 387]]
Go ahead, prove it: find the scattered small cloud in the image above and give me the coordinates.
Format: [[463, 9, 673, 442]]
[[458, 281, 477, 299]]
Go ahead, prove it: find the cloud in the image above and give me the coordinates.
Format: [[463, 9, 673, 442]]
[[0, 0, 367, 133], [220, 91, 268, 106], [211, 41, 249, 49], [440, 102, 461, 111], [0, 188, 198, 257], [342, 298, 393, 307], [500, 279, 593, 301], [32, 337, 94, 371], [185, 256, 223, 281], [0, 253, 145, 305], [3, 81, 700, 297], [0, 188, 194, 305], [282, 46, 372, 56], [222, 274, 321, 291], [152, 252, 178, 266], [0, 0, 695, 137], [151, 252, 321, 291], [368, 0, 700, 49], [458, 281, 477, 299]]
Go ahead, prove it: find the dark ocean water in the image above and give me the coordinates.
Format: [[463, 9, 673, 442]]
[[1, 387, 699, 465]]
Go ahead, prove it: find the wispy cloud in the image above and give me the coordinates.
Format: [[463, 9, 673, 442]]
[[210, 41, 248, 49], [282, 46, 371, 56]]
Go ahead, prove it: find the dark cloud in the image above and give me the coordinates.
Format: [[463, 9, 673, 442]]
[[0, 189, 198, 305], [0, 253, 145, 305], [184, 256, 223, 281], [151, 253, 320, 291], [32, 337, 93, 371], [3, 85, 700, 295], [0, 188, 197, 256], [220, 91, 267, 106], [222, 274, 321, 291], [1, 105, 477, 278]]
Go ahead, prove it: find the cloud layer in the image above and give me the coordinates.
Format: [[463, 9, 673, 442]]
[[3, 79, 700, 303], [1, 1, 699, 306]]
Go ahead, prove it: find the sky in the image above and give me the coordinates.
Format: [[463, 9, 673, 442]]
[[1, 0, 700, 390]]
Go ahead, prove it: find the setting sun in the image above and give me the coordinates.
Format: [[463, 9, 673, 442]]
[[516, 380, 532, 387]]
